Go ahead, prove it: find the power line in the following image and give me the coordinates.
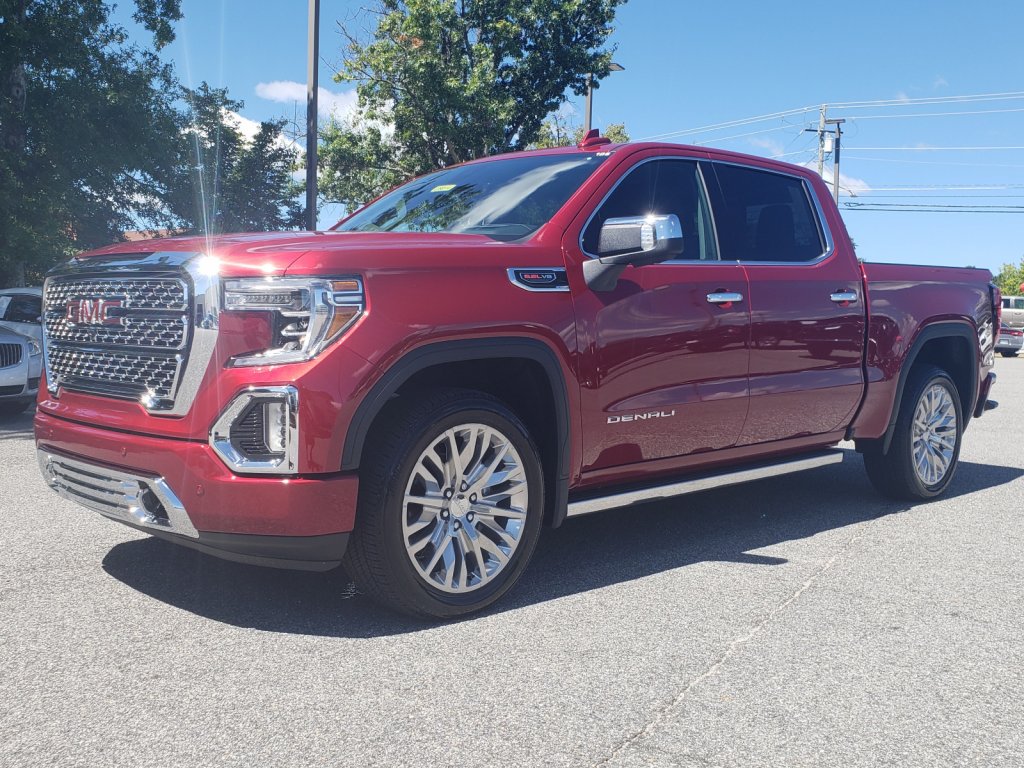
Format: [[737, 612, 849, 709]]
[[638, 105, 816, 141], [847, 107, 1024, 120], [689, 124, 799, 145], [848, 145, 1024, 151], [640, 91, 1024, 142], [830, 90, 1024, 109], [863, 183, 1024, 191], [843, 154, 1024, 169], [843, 203, 1024, 213]]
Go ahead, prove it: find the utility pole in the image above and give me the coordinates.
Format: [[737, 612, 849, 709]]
[[825, 117, 845, 203], [305, 0, 320, 231], [816, 104, 827, 178]]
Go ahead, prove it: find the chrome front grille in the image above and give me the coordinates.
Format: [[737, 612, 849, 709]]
[[47, 346, 182, 400], [38, 449, 198, 538], [43, 274, 191, 405], [0, 343, 22, 369]]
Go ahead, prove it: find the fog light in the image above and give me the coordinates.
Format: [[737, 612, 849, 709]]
[[264, 400, 288, 454], [210, 386, 299, 475]]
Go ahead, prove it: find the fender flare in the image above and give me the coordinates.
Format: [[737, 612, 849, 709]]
[[340, 337, 572, 526], [881, 321, 979, 453]]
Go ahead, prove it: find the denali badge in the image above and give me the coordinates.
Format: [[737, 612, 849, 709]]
[[66, 297, 127, 327], [608, 410, 676, 424]]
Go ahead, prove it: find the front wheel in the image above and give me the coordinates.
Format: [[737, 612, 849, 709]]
[[343, 388, 545, 619], [862, 365, 963, 500]]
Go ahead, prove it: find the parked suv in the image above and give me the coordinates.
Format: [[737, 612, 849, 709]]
[[35, 135, 998, 617], [997, 323, 1023, 357], [1001, 296, 1024, 329]]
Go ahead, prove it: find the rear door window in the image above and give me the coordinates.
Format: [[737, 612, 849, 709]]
[[708, 163, 825, 263]]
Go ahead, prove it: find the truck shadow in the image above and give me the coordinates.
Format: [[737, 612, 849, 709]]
[[101, 453, 1023, 638]]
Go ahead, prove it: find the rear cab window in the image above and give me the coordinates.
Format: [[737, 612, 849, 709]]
[[707, 163, 826, 263]]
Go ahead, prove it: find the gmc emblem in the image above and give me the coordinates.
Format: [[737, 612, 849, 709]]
[[66, 297, 126, 327]]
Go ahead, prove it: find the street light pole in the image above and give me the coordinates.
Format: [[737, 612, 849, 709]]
[[583, 62, 624, 136], [305, 0, 320, 231]]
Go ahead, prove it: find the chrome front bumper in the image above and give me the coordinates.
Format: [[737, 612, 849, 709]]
[[37, 448, 199, 538]]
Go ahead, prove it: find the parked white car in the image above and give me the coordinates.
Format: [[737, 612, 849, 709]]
[[0, 287, 43, 345], [0, 326, 41, 416]]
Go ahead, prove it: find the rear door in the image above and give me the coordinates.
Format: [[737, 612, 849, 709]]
[[565, 155, 750, 473], [705, 162, 865, 444]]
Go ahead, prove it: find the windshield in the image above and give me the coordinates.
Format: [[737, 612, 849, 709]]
[[334, 152, 609, 241]]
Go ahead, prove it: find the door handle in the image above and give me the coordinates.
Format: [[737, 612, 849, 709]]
[[706, 292, 744, 305], [830, 290, 858, 304]]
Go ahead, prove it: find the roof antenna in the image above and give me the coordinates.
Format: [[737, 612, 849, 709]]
[[578, 129, 612, 150]]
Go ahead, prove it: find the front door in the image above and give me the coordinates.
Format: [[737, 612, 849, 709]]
[[566, 156, 750, 473]]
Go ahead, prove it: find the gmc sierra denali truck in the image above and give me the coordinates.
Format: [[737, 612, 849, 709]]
[[35, 132, 1000, 618]]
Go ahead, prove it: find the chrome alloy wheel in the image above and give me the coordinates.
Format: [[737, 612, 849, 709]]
[[911, 383, 958, 486], [402, 423, 529, 594]]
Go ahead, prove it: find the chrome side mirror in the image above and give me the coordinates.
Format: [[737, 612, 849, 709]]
[[584, 214, 684, 292]]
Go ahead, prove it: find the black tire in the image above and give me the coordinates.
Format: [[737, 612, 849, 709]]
[[862, 365, 963, 501], [999, 351, 1018, 358], [343, 388, 545, 619], [0, 400, 30, 417]]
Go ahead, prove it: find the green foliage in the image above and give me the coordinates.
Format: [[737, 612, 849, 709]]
[[0, 1, 302, 287], [163, 84, 303, 235], [532, 116, 629, 148], [0, 0, 184, 285], [321, 0, 627, 210], [994, 257, 1024, 297]]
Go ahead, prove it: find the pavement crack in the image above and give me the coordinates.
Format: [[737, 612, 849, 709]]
[[593, 520, 879, 767]]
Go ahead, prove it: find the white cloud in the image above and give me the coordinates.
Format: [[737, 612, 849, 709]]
[[801, 161, 871, 197], [748, 136, 785, 158], [895, 90, 911, 103], [222, 109, 303, 154], [933, 75, 949, 89], [255, 80, 358, 119]]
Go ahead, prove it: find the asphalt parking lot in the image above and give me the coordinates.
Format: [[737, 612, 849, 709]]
[[1, 359, 1022, 768]]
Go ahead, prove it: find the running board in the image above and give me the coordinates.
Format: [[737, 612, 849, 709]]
[[566, 449, 846, 518]]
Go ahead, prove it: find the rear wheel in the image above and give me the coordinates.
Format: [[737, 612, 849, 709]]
[[343, 388, 544, 619], [862, 365, 963, 500]]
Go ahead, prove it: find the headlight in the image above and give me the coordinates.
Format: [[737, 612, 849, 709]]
[[28, 338, 42, 357], [224, 277, 364, 366]]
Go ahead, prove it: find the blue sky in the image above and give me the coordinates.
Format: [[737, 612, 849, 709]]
[[114, 0, 1023, 273]]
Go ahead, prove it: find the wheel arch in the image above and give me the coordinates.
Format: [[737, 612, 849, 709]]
[[340, 338, 573, 526], [881, 321, 978, 453]]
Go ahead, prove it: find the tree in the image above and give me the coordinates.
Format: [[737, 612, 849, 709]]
[[994, 257, 1024, 297], [0, 0, 183, 286], [532, 118, 629, 148], [320, 0, 627, 211], [162, 84, 303, 235]]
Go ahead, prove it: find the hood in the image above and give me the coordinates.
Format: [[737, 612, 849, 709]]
[[73, 230, 526, 278]]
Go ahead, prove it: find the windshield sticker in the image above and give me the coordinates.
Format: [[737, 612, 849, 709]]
[[430, 184, 456, 192]]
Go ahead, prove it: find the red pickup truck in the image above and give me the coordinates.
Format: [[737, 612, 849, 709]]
[[35, 134, 1000, 618]]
